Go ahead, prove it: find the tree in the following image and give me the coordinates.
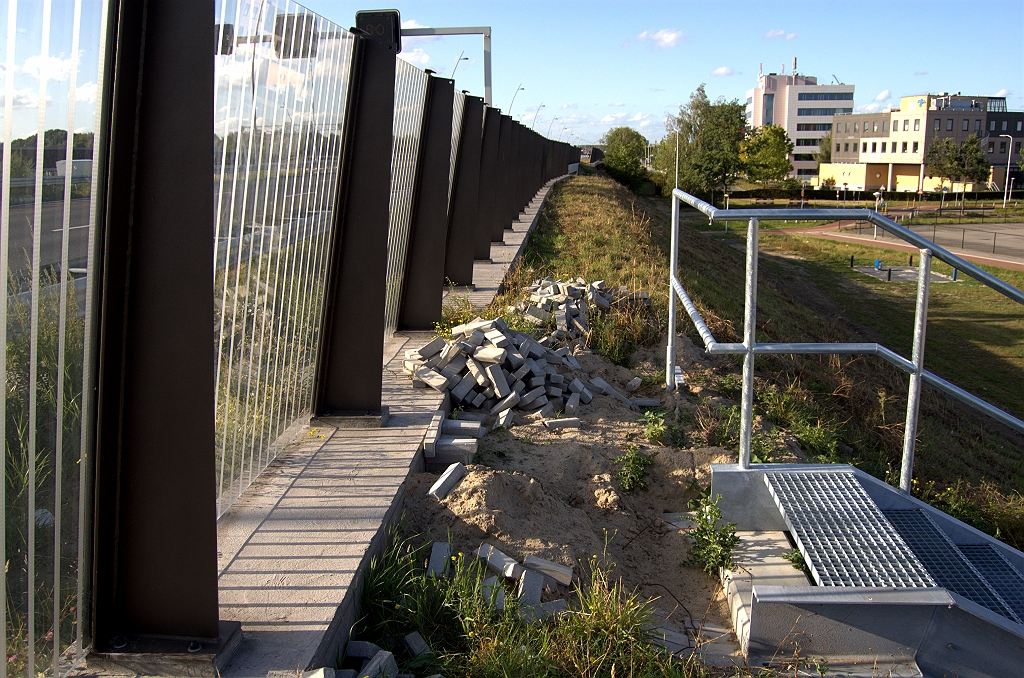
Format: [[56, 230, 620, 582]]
[[923, 136, 960, 190], [741, 124, 793, 184], [814, 131, 832, 166], [653, 85, 745, 201], [600, 126, 648, 189]]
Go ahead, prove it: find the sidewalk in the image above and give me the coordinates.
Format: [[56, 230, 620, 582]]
[[216, 176, 568, 676]]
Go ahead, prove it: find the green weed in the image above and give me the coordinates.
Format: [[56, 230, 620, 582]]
[[783, 549, 809, 574], [639, 409, 667, 443], [684, 494, 740, 576], [615, 445, 657, 492]]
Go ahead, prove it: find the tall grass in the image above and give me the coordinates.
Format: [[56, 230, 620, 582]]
[[355, 523, 706, 677]]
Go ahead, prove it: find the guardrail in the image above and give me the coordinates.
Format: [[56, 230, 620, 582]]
[[665, 188, 1024, 493]]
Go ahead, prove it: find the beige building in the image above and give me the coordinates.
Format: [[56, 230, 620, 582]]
[[818, 93, 1023, 192], [745, 60, 855, 180]]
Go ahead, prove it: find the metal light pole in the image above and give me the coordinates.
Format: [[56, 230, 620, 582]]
[[1001, 134, 1013, 209], [450, 52, 469, 78], [531, 102, 545, 130], [546, 117, 559, 137], [400, 26, 493, 104], [558, 126, 569, 141], [509, 84, 525, 117], [674, 129, 679, 189]]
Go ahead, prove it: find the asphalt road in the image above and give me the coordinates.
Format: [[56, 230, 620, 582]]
[[5, 198, 91, 278]]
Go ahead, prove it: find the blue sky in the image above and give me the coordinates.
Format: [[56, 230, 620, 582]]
[[3, 0, 1021, 144], [301, 0, 1024, 144]]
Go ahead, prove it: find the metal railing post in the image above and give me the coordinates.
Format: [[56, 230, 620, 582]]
[[666, 193, 679, 390], [900, 248, 932, 493], [739, 217, 759, 468]]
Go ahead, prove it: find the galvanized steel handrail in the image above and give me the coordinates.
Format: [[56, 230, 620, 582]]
[[665, 188, 1024, 493]]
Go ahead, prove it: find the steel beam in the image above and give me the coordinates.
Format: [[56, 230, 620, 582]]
[[444, 95, 483, 285], [398, 75, 455, 330], [314, 19, 397, 416], [90, 0, 228, 654], [474, 107, 500, 259]]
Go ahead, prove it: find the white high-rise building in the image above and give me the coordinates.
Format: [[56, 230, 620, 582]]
[[745, 60, 855, 180]]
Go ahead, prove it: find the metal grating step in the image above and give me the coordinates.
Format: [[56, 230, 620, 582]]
[[765, 471, 935, 588], [957, 543, 1024, 623], [883, 510, 1020, 624]]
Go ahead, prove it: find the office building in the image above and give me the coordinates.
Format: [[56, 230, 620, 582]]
[[819, 93, 1023, 192], [745, 60, 856, 180]]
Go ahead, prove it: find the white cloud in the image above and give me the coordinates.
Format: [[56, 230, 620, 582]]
[[398, 48, 430, 66], [764, 28, 797, 40], [0, 88, 44, 108], [648, 87, 666, 92], [22, 53, 78, 81], [400, 19, 440, 48], [636, 28, 686, 48], [610, 101, 625, 107], [561, 103, 578, 110], [995, 88, 1011, 96], [629, 113, 645, 121], [913, 70, 928, 76], [874, 89, 891, 102], [600, 112, 629, 123], [711, 66, 736, 77], [75, 81, 97, 104], [855, 103, 883, 113]]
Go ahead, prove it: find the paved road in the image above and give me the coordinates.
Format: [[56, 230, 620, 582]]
[[5, 198, 91, 278], [770, 223, 1024, 272]]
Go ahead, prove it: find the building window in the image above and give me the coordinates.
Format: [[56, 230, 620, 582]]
[[1000, 141, 1007, 153], [854, 122, 859, 132], [903, 119, 910, 131], [795, 138, 821, 146], [902, 142, 908, 152], [763, 93, 774, 125], [845, 122, 850, 133], [988, 142, 994, 152], [946, 119, 954, 131], [871, 142, 877, 152], [873, 121, 878, 132], [797, 107, 853, 116], [797, 92, 854, 100], [843, 143, 848, 152], [883, 120, 889, 132], [934, 118, 941, 131], [796, 123, 832, 131], [835, 143, 841, 152], [1016, 142, 1022, 153], [975, 120, 982, 131], [962, 119, 969, 131], [1002, 121, 1008, 131], [793, 154, 815, 161], [862, 142, 867, 152], [912, 141, 919, 152], [1017, 121, 1022, 132], [914, 119, 920, 131], [990, 120, 996, 131]]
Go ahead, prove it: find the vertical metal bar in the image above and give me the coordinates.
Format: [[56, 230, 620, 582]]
[[739, 217, 760, 468], [53, 2, 84, 669], [0, 0, 15, 669], [482, 29, 492, 106], [900, 248, 932, 493], [28, 4, 55, 672], [666, 192, 679, 391], [443, 95, 483, 285]]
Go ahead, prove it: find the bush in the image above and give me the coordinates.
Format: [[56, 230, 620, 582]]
[[601, 126, 649, 191], [616, 445, 657, 491], [685, 494, 740, 576]]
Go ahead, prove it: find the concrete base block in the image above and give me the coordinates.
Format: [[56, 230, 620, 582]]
[[631, 398, 660, 408], [403, 631, 431, 657], [542, 417, 580, 430], [475, 543, 525, 579], [523, 554, 573, 585], [312, 407, 389, 429], [427, 542, 452, 577], [482, 576, 505, 611], [357, 650, 397, 678], [440, 419, 486, 438], [517, 568, 545, 608], [428, 462, 467, 500], [83, 621, 242, 678]]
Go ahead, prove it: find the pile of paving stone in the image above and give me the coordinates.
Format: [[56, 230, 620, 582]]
[[426, 538, 573, 623], [338, 637, 440, 678], [516, 277, 651, 348]]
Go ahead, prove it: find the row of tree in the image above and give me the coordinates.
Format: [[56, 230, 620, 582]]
[[601, 85, 796, 199]]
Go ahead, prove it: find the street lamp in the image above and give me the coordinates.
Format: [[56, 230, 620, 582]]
[[842, 182, 848, 208], [546, 117, 559, 137], [509, 84, 525, 117], [1000, 134, 1013, 209], [558, 126, 569, 141], [450, 51, 469, 79], [531, 102, 545, 130]]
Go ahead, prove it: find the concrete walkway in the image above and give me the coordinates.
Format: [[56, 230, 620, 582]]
[[216, 176, 568, 676]]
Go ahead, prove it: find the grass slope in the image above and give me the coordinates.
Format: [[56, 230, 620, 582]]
[[518, 175, 1022, 547]]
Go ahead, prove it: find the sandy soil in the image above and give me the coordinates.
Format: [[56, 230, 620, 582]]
[[401, 334, 742, 644]]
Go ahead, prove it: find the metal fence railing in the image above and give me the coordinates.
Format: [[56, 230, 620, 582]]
[[213, 0, 356, 514], [2, 0, 110, 674], [836, 220, 1024, 260], [665, 189, 1024, 493]]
